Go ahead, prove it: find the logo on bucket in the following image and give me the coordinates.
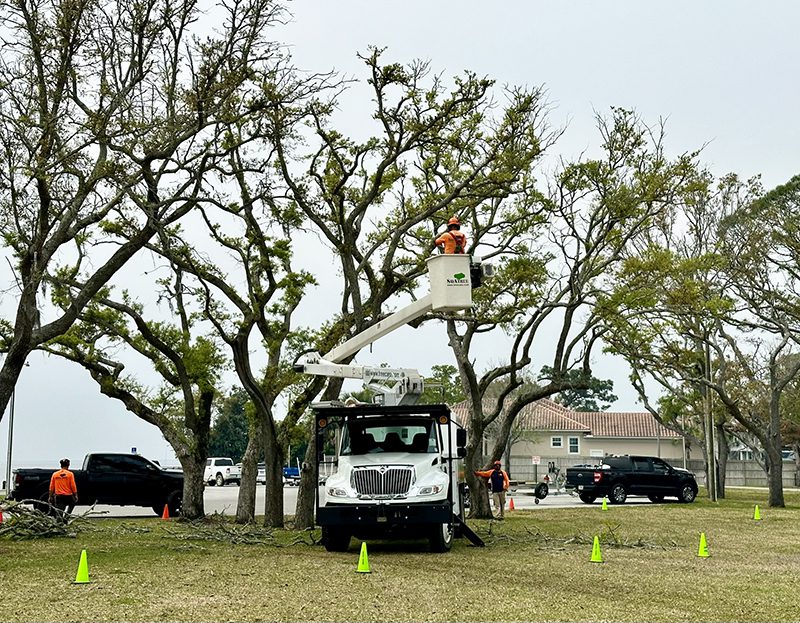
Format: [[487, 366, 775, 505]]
[[447, 272, 469, 286]]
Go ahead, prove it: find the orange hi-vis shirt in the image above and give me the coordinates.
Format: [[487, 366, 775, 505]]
[[50, 469, 78, 496], [435, 230, 467, 254]]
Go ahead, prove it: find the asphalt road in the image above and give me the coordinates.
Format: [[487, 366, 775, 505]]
[[81, 484, 660, 518]]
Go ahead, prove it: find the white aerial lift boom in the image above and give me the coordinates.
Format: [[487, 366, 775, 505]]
[[294, 255, 481, 405]]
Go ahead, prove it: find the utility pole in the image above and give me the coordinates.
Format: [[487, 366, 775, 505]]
[[704, 341, 717, 501]]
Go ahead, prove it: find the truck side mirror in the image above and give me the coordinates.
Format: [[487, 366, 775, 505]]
[[457, 447, 467, 458], [456, 428, 467, 448]]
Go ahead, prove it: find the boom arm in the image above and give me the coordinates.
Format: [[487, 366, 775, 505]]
[[295, 255, 475, 405]]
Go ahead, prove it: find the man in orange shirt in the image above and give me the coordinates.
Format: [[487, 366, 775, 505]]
[[49, 458, 78, 517], [474, 460, 510, 519], [435, 216, 468, 254]]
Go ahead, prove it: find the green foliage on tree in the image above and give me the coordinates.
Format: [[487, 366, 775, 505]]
[[420, 365, 466, 405], [539, 367, 618, 411], [209, 390, 251, 463]]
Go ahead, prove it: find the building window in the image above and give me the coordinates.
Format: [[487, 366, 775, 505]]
[[568, 436, 580, 454], [550, 436, 563, 448]]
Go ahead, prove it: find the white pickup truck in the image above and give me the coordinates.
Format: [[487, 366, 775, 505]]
[[204, 457, 241, 486]]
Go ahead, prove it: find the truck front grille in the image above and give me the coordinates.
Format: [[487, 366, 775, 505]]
[[351, 466, 414, 496]]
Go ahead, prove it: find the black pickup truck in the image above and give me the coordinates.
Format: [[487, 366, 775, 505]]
[[9, 453, 183, 516], [565, 455, 698, 505]]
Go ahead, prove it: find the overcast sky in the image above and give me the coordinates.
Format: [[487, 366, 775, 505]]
[[2, 1, 798, 475]]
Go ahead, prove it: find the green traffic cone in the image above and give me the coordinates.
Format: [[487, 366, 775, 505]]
[[697, 532, 709, 558], [74, 549, 90, 584], [753, 504, 761, 521], [590, 535, 603, 563], [356, 542, 371, 573], [601, 497, 608, 511]]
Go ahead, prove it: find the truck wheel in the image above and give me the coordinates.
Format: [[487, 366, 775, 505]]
[[648, 495, 664, 503], [429, 523, 453, 553], [609, 483, 627, 504], [678, 484, 697, 503], [322, 527, 351, 552], [215, 473, 225, 487], [167, 490, 182, 516], [579, 493, 596, 504], [535, 482, 549, 500], [33, 491, 54, 514]]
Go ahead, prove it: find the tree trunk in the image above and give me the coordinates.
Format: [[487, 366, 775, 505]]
[[465, 434, 493, 519], [236, 417, 262, 523], [714, 420, 729, 498], [178, 451, 206, 520], [263, 449, 284, 528], [294, 425, 316, 530]]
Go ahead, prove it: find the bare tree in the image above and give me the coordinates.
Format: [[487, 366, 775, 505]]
[[0, 0, 289, 422], [276, 49, 555, 528], [454, 109, 700, 518]]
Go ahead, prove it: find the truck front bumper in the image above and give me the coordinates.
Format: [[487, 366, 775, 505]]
[[318, 502, 451, 527]]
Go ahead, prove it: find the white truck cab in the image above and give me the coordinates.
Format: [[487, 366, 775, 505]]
[[315, 404, 482, 552]]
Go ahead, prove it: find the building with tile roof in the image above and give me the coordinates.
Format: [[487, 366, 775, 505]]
[[450, 398, 691, 480]]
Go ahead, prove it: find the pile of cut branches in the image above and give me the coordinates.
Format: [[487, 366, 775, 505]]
[[0, 500, 100, 540]]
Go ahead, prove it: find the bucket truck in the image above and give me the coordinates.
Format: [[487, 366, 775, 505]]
[[294, 255, 486, 552]]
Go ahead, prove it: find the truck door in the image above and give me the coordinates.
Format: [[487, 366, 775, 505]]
[[117, 455, 162, 503], [651, 458, 673, 494], [85, 454, 126, 504], [630, 456, 655, 494]]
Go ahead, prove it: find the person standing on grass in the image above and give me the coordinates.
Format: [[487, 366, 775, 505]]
[[49, 458, 78, 518], [474, 460, 510, 519]]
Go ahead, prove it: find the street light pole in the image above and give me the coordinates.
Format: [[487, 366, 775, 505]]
[[4, 388, 14, 494]]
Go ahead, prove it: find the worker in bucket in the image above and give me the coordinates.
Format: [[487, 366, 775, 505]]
[[435, 216, 468, 254], [474, 460, 510, 520]]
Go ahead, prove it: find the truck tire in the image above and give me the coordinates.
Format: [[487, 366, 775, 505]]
[[167, 490, 182, 516], [534, 482, 549, 500], [579, 493, 596, 504], [322, 527, 351, 552], [609, 482, 627, 504], [429, 523, 453, 553], [33, 491, 54, 514], [215, 473, 225, 487], [677, 483, 697, 503]]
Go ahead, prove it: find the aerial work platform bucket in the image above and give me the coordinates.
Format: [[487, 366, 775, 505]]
[[426, 255, 473, 312]]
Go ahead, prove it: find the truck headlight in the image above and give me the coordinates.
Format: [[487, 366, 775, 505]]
[[327, 487, 348, 497], [417, 485, 443, 496]]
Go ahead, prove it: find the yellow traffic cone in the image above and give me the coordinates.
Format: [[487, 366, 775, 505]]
[[601, 497, 608, 511], [356, 542, 371, 573], [590, 536, 603, 563], [697, 532, 709, 558], [74, 549, 90, 584], [753, 504, 761, 521]]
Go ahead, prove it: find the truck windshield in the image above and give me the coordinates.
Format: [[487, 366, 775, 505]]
[[341, 418, 437, 455]]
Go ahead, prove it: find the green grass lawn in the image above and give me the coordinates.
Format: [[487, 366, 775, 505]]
[[1, 489, 798, 622]]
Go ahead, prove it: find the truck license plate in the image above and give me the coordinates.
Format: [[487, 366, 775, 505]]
[[377, 516, 387, 522]]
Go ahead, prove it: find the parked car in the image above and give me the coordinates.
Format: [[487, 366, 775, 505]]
[[257, 463, 266, 484], [283, 466, 300, 486], [204, 458, 241, 486], [565, 455, 698, 504], [9, 453, 183, 516]]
